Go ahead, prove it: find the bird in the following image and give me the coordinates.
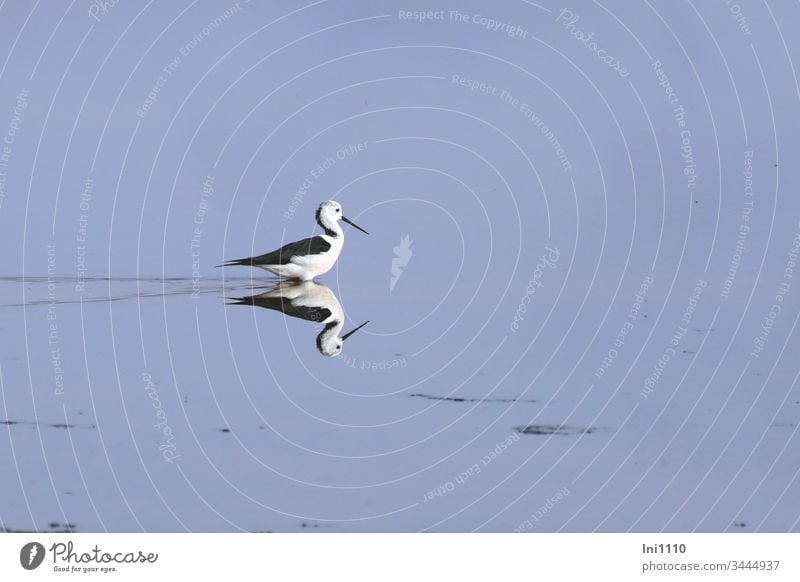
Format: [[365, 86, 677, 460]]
[[230, 281, 368, 356], [220, 200, 368, 280]]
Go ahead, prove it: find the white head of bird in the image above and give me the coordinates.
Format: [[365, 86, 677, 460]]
[[315, 200, 369, 237]]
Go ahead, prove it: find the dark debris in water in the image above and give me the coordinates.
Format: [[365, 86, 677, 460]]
[[1, 419, 94, 429], [515, 424, 597, 436], [2, 522, 76, 533], [410, 393, 536, 404]]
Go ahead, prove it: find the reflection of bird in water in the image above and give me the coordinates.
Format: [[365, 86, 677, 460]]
[[219, 200, 368, 280], [230, 281, 368, 357]]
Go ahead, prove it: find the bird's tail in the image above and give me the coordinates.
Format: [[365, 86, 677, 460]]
[[215, 257, 253, 268], [225, 295, 256, 306], [225, 292, 286, 310]]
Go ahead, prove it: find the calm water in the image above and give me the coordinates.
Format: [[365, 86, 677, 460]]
[[1, 0, 799, 532]]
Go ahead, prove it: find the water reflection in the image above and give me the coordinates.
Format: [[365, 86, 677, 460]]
[[229, 281, 368, 357]]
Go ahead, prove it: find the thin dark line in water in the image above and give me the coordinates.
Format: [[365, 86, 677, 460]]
[[0, 275, 274, 283], [6, 289, 221, 307], [1, 419, 95, 429], [2, 521, 77, 533], [514, 424, 600, 436], [409, 393, 538, 404], [2, 281, 274, 307]]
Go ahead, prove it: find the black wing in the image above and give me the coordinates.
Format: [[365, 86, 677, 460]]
[[222, 236, 331, 267], [229, 294, 333, 323]]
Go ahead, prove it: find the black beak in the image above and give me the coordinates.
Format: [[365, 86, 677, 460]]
[[341, 320, 369, 341], [341, 216, 369, 235]]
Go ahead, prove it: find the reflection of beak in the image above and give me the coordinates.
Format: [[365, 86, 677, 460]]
[[341, 216, 369, 235], [341, 320, 369, 341]]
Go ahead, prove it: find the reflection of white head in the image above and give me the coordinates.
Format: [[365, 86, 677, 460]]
[[317, 321, 344, 357], [316, 319, 370, 357]]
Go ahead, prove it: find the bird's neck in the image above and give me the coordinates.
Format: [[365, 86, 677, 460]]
[[318, 218, 342, 238]]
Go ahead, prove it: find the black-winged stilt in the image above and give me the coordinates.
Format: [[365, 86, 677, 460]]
[[220, 200, 368, 280], [230, 281, 368, 356]]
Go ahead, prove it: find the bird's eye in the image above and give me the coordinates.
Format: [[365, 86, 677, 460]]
[[336, 208, 341, 213]]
